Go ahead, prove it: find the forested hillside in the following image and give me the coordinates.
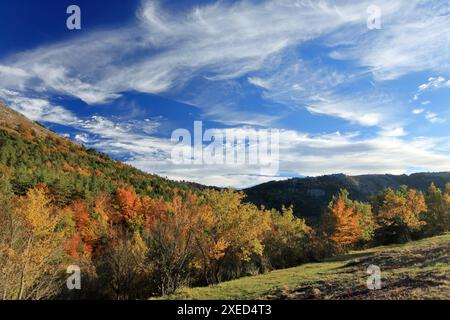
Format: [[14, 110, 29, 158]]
[[0, 103, 203, 203], [1, 103, 449, 300]]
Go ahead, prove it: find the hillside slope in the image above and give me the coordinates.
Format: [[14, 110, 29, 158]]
[[0, 103, 203, 203], [164, 233, 450, 300], [245, 173, 450, 217], [0, 103, 59, 138]]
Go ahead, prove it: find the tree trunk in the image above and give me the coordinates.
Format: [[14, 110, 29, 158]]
[[18, 237, 33, 300]]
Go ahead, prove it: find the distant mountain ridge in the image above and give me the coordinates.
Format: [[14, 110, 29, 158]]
[[244, 172, 450, 217]]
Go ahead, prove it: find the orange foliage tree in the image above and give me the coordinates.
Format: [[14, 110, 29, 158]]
[[144, 191, 213, 295], [69, 199, 102, 258], [115, 186, 143, 229], [328, 189, 362, 249]]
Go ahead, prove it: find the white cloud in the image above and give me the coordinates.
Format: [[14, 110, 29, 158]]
[[74, 133, 90, 144], [203, 106, 281, 127], [0, 65, 31, 91], [329, 2, 450, 81], [412, 108, 424, 115], [247, 77, 271, 90], [30, 64, 122, 105], [306, 96, 384, 127], [418, 76, 450, 92], [425, 111, 446, 124], [0, 65, 29, 78], [0, 89, 78, 125], [378, 127, 406, 137]]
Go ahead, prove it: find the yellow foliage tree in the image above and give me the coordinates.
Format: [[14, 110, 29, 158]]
[[0, 186, 69, 300], [378, 187, 427, 242], [199, 189, 271, 284]]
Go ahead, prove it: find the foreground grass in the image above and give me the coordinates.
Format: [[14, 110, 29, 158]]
[[163, 234, 450, 300]]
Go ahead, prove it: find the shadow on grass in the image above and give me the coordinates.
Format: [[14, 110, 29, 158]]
[[324, 252, 375, 264]]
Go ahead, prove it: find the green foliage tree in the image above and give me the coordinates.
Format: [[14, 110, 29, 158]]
[[424, 183, 450, 235], [263, 206, 312, 269]]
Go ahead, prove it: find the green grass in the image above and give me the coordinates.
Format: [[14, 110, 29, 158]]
[[162, 234, 450, 300]]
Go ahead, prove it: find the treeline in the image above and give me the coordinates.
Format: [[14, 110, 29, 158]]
[[0, 178, 312, 299], [1, 173, 449, 299], [320, 184, 450, 253]]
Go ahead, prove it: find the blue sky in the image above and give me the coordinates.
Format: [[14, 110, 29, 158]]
[[1, 0, 450, 188]]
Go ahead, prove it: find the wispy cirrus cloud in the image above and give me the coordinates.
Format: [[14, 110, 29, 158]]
[[329, 1, 450, 81], [0, 0, 446, 130], [425, 111, 446, 124], [418, 76, 450, 92], [245, 53, 403, 129], [0, 1, 403, 107]]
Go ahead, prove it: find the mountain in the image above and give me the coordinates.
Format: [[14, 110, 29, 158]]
[[244, 172, 450, 217], [0, 103, 204, 204]]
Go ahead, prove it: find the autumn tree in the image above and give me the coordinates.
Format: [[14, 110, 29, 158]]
[[68, 199, 103, 258], [328, 189, 362, 250], [199, 190, 271, 284], [115, 186, 144, 231], [0, 186, 70, 299], [144, 191, 211, 295], [376, 186, 427, 243]]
